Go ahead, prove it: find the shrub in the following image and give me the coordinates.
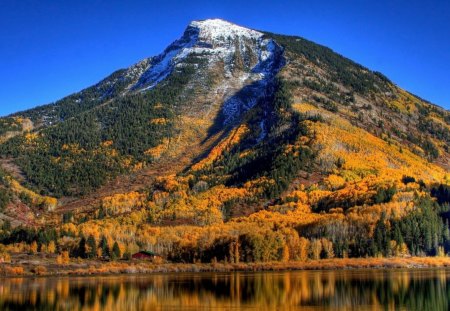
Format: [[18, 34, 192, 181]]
[[5, 266, 24, 275], [56, 251, 70, 265], [32, 266, 47, 275]]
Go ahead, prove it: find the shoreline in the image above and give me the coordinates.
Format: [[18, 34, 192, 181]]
[[2, 256, 450, 277]]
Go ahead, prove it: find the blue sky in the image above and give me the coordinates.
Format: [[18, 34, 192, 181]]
[[1, 0, 449, 116]]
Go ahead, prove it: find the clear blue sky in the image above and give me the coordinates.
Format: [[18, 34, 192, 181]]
[[1, 0, 449, 116]]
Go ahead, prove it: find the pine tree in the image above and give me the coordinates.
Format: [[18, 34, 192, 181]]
[[77, 236, 87, 258], [443, 219, 450, 250], [99, 236, 110, 259], [87, 235, 97, 259], [374, 212, 391, 256], [112, 241, 121, 260]]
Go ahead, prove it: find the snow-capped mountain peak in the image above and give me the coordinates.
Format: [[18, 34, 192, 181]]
[[133, 19, 280, 89], [131, 19, 284, 124], [188, 19, 263, 45]]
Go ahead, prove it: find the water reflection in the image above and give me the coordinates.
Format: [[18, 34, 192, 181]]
[[0, 269, 449, 310]]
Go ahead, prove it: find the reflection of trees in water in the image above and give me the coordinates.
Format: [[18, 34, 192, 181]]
[[0, 270, 449, 310], [312, 270, 450, 310]]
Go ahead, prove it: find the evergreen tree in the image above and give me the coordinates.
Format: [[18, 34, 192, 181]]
[[112, 241, 121, 261], [87, 235, 97, 259], [99, 236, 110, 259], [77, 236, 87, 258], [374, 212, 391, 256]]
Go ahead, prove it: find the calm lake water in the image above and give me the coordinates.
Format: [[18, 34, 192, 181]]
[[0, 269, 449, 310]]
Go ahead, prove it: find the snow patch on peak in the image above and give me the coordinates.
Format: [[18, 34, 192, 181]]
[[189, 18, 243, 28], [188, 19, 262, 44], [133, 26, 199, 91]]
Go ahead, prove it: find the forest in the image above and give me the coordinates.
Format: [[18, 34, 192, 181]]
[[0, 185, 449, 264], [0, 60, 199, 196]]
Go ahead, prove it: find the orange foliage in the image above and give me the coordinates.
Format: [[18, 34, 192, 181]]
[[150, 118, 168, 125], [144, 138, 170, 159], [8, 177, 58, 211], [56, 251, 70, 265], [101, 191, 145, 216], [192, 124, 249, 170], [309, 116, 446, 183]]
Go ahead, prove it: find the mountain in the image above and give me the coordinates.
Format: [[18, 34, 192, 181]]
[[0, 19, 449, 263]]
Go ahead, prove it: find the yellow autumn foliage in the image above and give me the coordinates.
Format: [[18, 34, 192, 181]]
[[192, 124, 249, 170], [8, 177, 57, 211], [150, 118, 168, 125], [101, 191, 146, 216], [304, 110, 447, 184], [144, 138, 170, 159]]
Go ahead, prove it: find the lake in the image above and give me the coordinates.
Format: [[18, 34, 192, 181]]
[[0, 269, 449, 310]]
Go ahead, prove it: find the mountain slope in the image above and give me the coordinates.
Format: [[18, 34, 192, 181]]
[[0, 19, 449, 263]]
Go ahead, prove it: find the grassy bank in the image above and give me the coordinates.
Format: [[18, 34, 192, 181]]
[[2, 254, 450, 277]]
